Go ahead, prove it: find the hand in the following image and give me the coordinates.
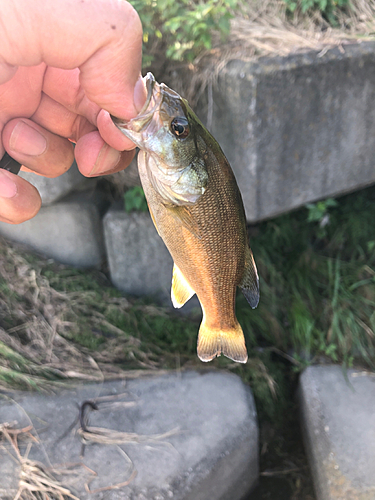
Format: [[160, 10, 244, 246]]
[[0, 0, 146, 224]]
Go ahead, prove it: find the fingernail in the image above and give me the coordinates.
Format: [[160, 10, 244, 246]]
[[134, 75, 147, 113], [9, 121, 47, 156], [0, 169, 17, 198], [89, 144, 121, 176]]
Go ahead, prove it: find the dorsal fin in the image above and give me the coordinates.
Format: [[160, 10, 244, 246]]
[[239, 247, 259, 309], [171, 264, 195, 308]]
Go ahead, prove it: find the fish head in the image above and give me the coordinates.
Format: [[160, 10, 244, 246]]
[[112, 73, 208, 205]]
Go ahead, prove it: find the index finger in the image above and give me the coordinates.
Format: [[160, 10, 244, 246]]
[[1, 0, 146, 119]]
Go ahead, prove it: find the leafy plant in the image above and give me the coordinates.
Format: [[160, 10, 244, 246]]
[[124, 186, 148, 213], [306, 197, 338, 238], [306, 198, 338, 223], [128, 0, 238, 64], [283, 0, 350, 23], [237, 186, 375, 367]]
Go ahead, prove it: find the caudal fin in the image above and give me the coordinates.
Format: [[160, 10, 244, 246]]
[[197, 320, 248, 363]]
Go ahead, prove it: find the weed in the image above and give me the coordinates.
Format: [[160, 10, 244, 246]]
[[129, 0, 237, 65], [1, 185, 375, 423], [239, 185, 375, 368], [124, 186, 148, 213]]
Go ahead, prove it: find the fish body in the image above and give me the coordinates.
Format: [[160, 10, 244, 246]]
[[113, 73, 259, 363]]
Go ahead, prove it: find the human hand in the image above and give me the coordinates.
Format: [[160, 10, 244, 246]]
[[0, 0, 146, 224]]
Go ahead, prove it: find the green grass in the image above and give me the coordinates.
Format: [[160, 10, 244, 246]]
[[237, 185, 375, 370], [1, 186, 374, 497], [1, 185, 375, 419]]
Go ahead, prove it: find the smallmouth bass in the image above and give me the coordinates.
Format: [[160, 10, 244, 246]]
[[113, 73, 259, 363]]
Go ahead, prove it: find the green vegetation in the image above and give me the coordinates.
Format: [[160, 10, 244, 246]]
[[129, 0, 237, 64], [1, 185, 374, 415], [1, 186, 374, 497], [124, 186, 148, 213], [240, 185, 375, 371], [128, 0, 356, 68], [284, 0, 350, 23]]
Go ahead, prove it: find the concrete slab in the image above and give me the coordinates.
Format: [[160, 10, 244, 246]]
[[103, 206, 174, 304], [198, 42, 375, 222], [0, 191, 108, 268], [20, 160, 96, 206], [299, 365, 375, 500], [0, 371, 259, 500]]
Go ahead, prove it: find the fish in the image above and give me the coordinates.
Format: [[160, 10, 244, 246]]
[[112, 73, 259, 363]]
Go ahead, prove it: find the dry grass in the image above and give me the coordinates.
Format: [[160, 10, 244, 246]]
[[0, 393, 180, 498], [0, 421, 79, 500], [0, 237, 169, 391], [160, 0, 375, 103]]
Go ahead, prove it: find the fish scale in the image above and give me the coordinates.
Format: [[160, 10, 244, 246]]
[[113, 73, 259, 363]]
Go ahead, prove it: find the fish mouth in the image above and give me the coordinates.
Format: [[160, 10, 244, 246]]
[[111, 73, 163, 142]]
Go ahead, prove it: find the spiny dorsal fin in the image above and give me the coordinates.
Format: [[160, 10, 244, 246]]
[[239, 247, 259, 309], [171, 264, 195, 308]]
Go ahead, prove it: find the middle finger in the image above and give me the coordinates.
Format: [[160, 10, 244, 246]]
[[31, 92, 96, 140]]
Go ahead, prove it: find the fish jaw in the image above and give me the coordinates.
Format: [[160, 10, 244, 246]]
[[112, 73, 163, 148], [112, 73, 208, 206], [112, 73, 188, 168]]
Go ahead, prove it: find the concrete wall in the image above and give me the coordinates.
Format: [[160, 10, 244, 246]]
[[199, 42, 375, 222]]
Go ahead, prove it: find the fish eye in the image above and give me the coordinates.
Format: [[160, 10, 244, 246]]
[[170, 117, 190, 139]]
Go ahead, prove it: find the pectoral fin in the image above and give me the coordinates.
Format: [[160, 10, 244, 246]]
[[148, 205, 161, 237], [171, 264, 195, 308], [165, 205, 201, 239], [239, 247, 260, 309]]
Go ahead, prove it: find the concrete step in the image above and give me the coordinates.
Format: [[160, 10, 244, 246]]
[[198, 42, 375, 222], [103, 206, 174, 304], [19, 160, 96, 206], [0, 371, 259, 500], [299, 365, 375, 500], [0, 190, 108, 268]]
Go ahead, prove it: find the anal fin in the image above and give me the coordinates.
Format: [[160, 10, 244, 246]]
[[197, 319, 248, 363], [171, 264, 195, 308], [240, 246, 260, 309]]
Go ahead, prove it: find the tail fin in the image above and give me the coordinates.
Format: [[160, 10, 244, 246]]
[[197, 320, 248, 363]]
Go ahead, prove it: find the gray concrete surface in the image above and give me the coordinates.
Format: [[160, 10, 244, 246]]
[[299, 365, 375, 500], [0, 191, 107, 267], [199, 42, 375, 222], [0, 371, 259, 500], [104, 206, 174, 304], [20, 160, 96, 205]]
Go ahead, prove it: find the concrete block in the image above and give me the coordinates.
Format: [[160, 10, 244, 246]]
[[0, 191, 108, 267], [20, 160, 96, 205], [299, 365, 375, 500], [103, 206, 174, 303], [199, 42, 375, 222], [0, 371, 259, 500]]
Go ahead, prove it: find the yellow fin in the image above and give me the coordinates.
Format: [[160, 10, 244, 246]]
[[197, 319, 248, 363], [171, 264, 195, 308], [166, 205, 201, 239], [148, 205, 161, 237]]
